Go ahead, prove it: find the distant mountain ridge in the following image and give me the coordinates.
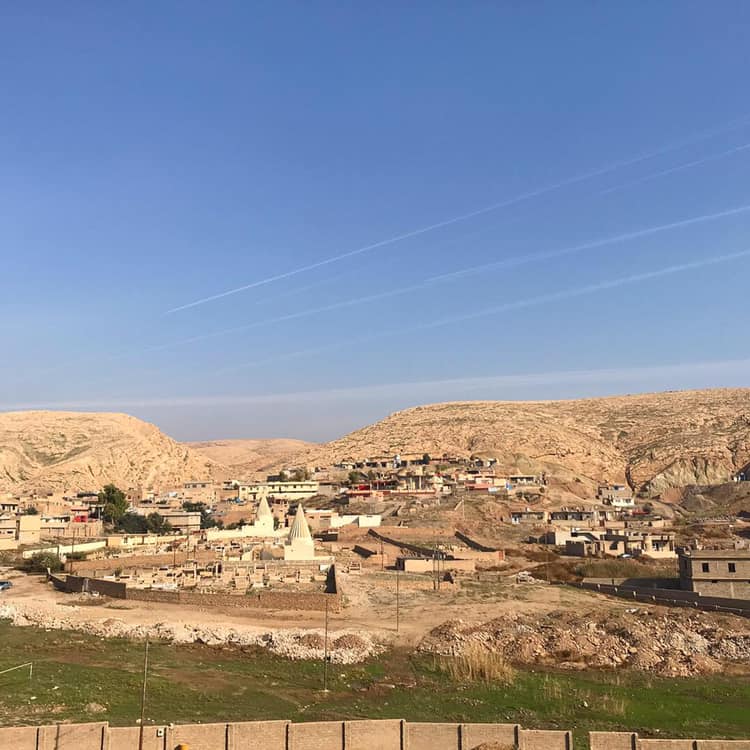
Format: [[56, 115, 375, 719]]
[[290, 388, 750, 494], [0, 411, 224, 495], [188, 438, 316, 478], [2, 388, 750, 496]]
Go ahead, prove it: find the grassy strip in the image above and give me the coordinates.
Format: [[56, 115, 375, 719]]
[[1, 621, 749, 750]]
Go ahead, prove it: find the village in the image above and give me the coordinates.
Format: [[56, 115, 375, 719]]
[[2, 451, 750, 621]]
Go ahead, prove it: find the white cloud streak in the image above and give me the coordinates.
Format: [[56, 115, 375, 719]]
[[165, 114, 750, 314], [5, 357, 750, 411], [220, 246, 750, 373], [596, 141, 750, 196], [137, 202, 750, 355]]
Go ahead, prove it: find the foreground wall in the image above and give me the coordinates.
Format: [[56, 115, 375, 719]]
[[590, 732, 750, 749], [0, 720, 570, 750], [2, 721, 749, 749]]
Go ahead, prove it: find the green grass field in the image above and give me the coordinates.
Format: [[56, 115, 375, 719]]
[[1, 620, 749, 749]]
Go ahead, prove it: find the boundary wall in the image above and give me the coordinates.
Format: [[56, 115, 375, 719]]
[[48, 573, 341, 612], [570, 581, 750, 617], [0, 720, 570, 750], [2, 721, 750, 749]]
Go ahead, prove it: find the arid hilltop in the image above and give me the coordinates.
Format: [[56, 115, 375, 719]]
[[0, 411, 224, 494], [188, 438, 315, 478], [2, 389, 750, 495], [293, 388, 750, 493]]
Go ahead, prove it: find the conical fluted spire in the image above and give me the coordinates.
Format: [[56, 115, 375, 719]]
[[287, 503, 311, 542], [256, 495, 272, 520]]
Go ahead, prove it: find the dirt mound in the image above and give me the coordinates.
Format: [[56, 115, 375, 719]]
[[419, 609, 750, 677], [0, 601, 382, 664]]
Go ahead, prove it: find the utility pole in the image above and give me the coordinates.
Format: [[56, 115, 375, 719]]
[[395, 569, 400, 633], [137, 637, 150, 750], [322, 598, 330, 692]]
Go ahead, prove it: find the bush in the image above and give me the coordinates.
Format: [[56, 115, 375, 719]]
[[437, 642, 515, 685], [24, 552, 63, 574]]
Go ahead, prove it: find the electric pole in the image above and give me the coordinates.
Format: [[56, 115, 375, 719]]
[[395, 569, 400, 633], [137, 636, 150, 750], [322, 598, 330, 692]]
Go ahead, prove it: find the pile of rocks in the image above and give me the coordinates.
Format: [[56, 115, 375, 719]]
[[0, 602, 381, 664], [419, 608, 750, 676]]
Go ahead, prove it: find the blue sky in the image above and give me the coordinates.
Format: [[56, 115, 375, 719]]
[[2, 2, 750, 441]]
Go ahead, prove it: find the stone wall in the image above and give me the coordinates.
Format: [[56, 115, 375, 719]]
[[3, 720, 749, 749], [125, 586, 341, 612], [589, 733, 750, 749], [0, 720, 568, 749]]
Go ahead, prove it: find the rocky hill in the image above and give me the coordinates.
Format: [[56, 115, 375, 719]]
[[293, 389, 750, 494], [188, 438, 315, 478], [0, 411, 225, 495]]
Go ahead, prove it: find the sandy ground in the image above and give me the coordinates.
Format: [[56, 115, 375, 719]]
[[0, 565, 629, 649]]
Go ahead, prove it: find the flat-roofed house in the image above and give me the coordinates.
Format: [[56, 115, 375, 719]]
[[679, 549, 750, 600]]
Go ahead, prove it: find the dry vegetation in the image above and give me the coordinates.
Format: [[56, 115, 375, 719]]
[[294, 388, 750, 493]]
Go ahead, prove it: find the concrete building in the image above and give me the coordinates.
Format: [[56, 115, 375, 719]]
[[238, 480, 319, 503], [679, 548, 750, 599], [565, 529, 676, 559], [0, 513, 42, 550]]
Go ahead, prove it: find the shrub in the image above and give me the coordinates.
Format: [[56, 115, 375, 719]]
[[438, 642, 515, 685], [24, 551, 63, 574]]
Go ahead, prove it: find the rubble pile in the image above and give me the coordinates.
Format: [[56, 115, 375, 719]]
[[419, 609, 750, 677], [0, 602, 381, 664]]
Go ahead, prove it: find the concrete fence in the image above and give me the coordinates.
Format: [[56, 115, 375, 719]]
[[2, 721, 750, 749], [589, 732, 750, 749], [0, 720, 570, 750], [569, 581, 750, 618]]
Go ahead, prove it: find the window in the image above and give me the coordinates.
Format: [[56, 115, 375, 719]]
[[729, 563, 736, 573], [701, 563, 710, 573]]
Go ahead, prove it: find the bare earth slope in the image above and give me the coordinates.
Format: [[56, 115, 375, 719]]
[[294, 389, 750, 493], [0, 411, 225, 494], [188, 438, 316, 479]]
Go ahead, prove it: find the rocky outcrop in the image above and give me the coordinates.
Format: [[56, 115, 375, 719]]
[[293, 389, 750, 494], [0, 411, 226, 494]]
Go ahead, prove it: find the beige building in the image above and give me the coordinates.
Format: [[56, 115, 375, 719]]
[[238, 481, 319, 503], [0, 513, 42, 550], [565, 529, 676, 559], [679, 549, 750, 599]]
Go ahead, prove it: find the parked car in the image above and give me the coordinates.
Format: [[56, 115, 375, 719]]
[[0, 581, 13, 592]]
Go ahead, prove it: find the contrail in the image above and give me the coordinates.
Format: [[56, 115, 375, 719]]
[[220, 247, 750, 373], [597, 141, 750, 196], [7, 356, 750, 410], [147, 201, 750, 353], [410, 248, 750, 333], [165, 114, 750, 314]]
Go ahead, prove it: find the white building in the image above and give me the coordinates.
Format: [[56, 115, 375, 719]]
[[238, 481, 319, 502]]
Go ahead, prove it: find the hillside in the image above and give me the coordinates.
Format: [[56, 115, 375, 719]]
[[188, 438, 316, 478], [0, 411, 226, 495], [293, 389, 750, 494]]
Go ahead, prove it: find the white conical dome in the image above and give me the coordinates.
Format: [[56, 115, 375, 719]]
[[256, 495, 272, 520], [287, 503, 311, 543]]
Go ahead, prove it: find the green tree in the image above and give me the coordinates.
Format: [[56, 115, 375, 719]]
[[25, 551, 63, 573], [22, 506, 39, 515], [145, 513, 172, 535], [99, 484, 128, 523], [116, 513, 148, 534], [422, 453, 431, 465], [348, 470, 362, 484]]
